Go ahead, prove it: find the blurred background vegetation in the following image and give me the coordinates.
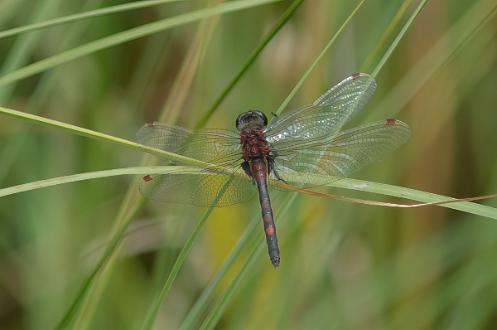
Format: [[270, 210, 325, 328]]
[[1, 0, 497, 329]]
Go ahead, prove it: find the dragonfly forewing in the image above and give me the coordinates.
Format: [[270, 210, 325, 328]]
[[137, 122, 242, 166], [271, 119, 410, 187], [265, 73, 377, 144]]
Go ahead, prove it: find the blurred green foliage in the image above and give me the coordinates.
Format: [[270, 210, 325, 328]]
[[1, 0, 497, 329]]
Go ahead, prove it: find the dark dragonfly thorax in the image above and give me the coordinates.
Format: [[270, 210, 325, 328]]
[[240, 128, 271, 161]]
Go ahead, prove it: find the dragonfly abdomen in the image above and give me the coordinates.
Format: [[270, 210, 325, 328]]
[[250, 158, 280, 267]]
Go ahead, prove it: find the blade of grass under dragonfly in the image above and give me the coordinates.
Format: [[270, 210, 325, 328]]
[[0, 166, 495, 220]]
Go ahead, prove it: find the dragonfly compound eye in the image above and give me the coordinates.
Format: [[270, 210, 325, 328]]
[[254, 110, 268, 126], [236, 110, 268, 131]]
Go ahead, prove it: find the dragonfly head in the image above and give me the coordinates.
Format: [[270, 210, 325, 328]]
[[236, 110, 268, 131]]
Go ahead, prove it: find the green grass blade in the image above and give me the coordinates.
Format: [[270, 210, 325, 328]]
[[0, 0, 61, 101], [0, 0, 183, 40], [198, 193, 297, 330], [0, 106, 205, 166], [0, 166, 184, 198], [368, 0, 497, 121], [1, 166, 495, 220], [361, 0, 414, 72], [194, 0, 304, 129], [0, 0, 279, 87], [275, 0, 367, 115], [371, 0, 429, 78], [139, 177, 234, 330], [55, 191, 144, 330], [178, 218, 260, 329]]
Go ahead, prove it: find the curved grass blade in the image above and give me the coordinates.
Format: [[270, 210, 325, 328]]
[[0, 106, 206, 167], [194, 0, 304, 129], [0, 165, 495, 219], [0, 0, 183, 40], [0, 0, 280, 87]]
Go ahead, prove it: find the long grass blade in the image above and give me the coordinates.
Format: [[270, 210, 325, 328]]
[[0, 0, 183, 40], [0, 106, 205, 166], [0, 0, 279, 87], [371, 0, 429, 77], [194, 0, 304, 128], [1, 165, 495, 218]]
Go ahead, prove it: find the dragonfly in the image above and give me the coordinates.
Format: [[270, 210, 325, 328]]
[[137, 73, 410, 267]]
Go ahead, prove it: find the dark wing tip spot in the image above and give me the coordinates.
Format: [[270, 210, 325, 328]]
[[386, 118, 397, 126], [143, 175, 153, 182], [351, 72, 363, 79]]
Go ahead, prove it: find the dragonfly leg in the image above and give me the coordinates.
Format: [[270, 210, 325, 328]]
[[267, 156, 288, 183], [242, 161, 256, 185], [273, 167, 287, 183], [267, 112, 279, 127]]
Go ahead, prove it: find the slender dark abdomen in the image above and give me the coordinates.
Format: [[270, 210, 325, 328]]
[[250, 158, 280, 267]]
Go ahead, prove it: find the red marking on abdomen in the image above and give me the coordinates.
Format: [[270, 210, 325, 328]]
[[386, 118, 397, 125], [143, 175, 153, 182], [265, 226, 275, 236]]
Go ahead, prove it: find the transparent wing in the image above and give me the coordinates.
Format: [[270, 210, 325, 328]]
[[137, 122, 242, 166], [265, 73, 377, 145], [272, 119, 410, 187], [140, 168, 256, 207], [137, 123, 251, 205]]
